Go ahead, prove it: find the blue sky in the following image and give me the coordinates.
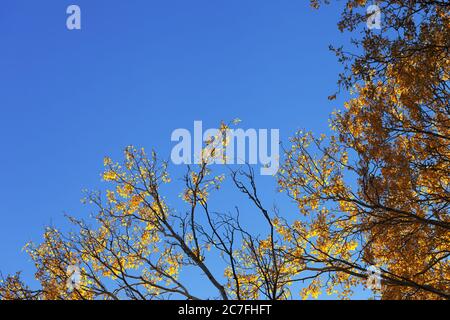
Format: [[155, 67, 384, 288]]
[[0, 0, 371, 298]]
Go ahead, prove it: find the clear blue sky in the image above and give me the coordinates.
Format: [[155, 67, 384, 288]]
[[0, 0, 370, 298]]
